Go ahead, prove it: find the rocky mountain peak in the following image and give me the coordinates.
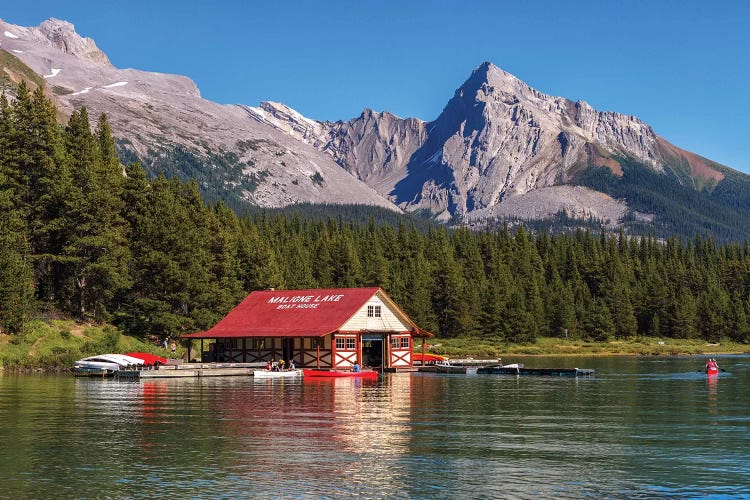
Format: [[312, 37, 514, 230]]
[[36, 18, 111, 66]]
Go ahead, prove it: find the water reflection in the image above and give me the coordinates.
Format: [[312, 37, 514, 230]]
[[1, 357, 749, 498]]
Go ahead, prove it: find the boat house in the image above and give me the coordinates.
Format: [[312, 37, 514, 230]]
[[182, 288, 432, 370]]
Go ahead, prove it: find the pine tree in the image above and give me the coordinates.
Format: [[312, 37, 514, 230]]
[[60, 109, 131, 321], [0, 177, 34, 333]]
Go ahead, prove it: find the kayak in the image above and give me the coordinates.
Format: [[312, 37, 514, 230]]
[[302, 369, 378, 379]]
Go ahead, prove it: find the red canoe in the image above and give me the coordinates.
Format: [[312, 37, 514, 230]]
[[706, 367, 720, 376], [303, 369, 378, 379]]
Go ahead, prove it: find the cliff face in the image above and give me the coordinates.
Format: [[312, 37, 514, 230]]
[[0, 18, 400, 212], [389, 62, 667, 219]]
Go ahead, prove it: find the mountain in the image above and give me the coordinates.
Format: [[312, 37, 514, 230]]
[[254, 63, 750, 239], [0, 18, 398, 212], [3, 18, 750, 240]]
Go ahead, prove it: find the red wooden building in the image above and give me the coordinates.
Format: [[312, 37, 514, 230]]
[[182, 287, 432, 370]]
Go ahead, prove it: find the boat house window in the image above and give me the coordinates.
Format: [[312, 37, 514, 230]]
[[391, 338, 399, 349], [367, 305, 381, 318], [336, 337, 356, 350], [401, 337, 410, 349], [253, 339, 265, 349]]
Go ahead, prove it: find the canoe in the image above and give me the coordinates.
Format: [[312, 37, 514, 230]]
[[253, 369, 303, 379], [74, 353, 145, 376], [302, 369, 378, 379], [706, 367, 720, 376]]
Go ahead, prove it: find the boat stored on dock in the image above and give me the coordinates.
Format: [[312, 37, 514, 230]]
[[74, 354, 144, 376]]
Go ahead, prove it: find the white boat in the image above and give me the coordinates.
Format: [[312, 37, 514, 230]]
[[74, 354, 144, 376], [253, 369, 303, 379]]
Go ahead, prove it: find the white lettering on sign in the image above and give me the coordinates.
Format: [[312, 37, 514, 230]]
[[276, 303, 319, 310], [268, 294, 344, 307]]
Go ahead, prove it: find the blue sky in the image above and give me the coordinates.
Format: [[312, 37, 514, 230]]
[[3, 1, 750, 172]]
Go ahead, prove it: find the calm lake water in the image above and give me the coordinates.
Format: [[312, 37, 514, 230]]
[[1, 356, 749, 499]]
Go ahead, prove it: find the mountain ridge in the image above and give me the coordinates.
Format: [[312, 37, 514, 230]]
[[3, 17, 749, 240]]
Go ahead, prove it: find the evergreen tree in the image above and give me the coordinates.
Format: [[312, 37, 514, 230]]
[[0, 176, 34, 333], [59, 109, 131, 321]]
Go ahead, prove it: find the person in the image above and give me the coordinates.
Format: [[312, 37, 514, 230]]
[[706, 358, 719, 372], [279, 359, 285, 371], [162, 338, 168, 349], [352, 362, 361, 373], [170, 341, 177, 354], [288, 359, 295, 370], [266, 360, 272, 371]]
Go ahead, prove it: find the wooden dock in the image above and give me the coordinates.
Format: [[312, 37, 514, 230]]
[[115, 362, 265, 380], [477, 366, 595, 377]]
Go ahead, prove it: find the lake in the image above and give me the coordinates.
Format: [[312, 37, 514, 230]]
[[1, 355, 749, 499]]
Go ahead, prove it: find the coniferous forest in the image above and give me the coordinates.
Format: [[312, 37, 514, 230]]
[[1, 84, 750, 345]]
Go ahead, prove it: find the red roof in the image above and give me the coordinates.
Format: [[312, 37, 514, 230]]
[[183, 287, 395, 339]]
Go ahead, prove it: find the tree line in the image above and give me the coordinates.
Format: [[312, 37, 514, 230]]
[[1, 84, 749, 345]]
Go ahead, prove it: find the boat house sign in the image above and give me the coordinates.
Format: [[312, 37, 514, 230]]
[[268, 294, 344, 310]]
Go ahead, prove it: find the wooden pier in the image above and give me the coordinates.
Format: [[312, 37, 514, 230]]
[[115, 362, 265, 380]]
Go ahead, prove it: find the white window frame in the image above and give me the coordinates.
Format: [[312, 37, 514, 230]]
[[367, 305, 382, 318]]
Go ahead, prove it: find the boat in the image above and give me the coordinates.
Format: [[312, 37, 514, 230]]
[[302, 369, 379, 379], [74, 354, 144, 376], [706, 359, 720, 376], [418, 360, 467, 374], [253, 369, 303, 379]]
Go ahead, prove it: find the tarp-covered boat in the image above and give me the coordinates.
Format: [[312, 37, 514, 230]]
[[126, 352, 168, 366]]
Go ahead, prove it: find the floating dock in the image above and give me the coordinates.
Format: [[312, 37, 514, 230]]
[[115, 362, 265, 380], [477, 366, 595, 377]]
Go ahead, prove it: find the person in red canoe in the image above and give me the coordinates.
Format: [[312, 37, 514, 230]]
[[706, 358, 719, 373]]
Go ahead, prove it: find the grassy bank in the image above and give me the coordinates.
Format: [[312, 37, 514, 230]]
[[0, 320, 175, 371], [424, 336, 750, 359], [3, 322, 749, 372]]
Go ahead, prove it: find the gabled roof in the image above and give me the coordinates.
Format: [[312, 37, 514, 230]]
[[182, 287, 425, 339]]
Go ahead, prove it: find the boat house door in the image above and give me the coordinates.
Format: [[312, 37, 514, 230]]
[[282, 338, 294, 363], [361, 334, 384, 369]]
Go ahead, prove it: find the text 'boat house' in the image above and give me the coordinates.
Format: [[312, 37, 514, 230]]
[[182, 288, 432, 370]]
